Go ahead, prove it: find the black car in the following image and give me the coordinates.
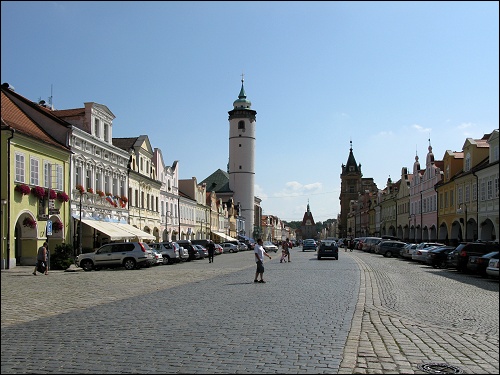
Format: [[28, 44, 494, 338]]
[[425, 246, 456, 268], [317, 240, 338, 260], [375, 240, 406, 258], [467, 251, 499, 277], [452, 242, 500, 273]]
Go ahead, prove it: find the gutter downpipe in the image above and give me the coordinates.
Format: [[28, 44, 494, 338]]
[[4, 128, 15, 269], [472, 170, 479, 241]]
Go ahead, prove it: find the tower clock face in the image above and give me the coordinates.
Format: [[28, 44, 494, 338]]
[[306, 220, 311, 225]]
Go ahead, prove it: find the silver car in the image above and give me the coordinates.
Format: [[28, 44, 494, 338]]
[[76, 242, 151, 271], [149, 242, 181, 265]]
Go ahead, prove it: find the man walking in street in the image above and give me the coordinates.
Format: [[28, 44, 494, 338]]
[[207, 240, 215, 263], [254, 238, 271, 283]]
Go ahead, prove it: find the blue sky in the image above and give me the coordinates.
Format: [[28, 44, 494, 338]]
[[2, 1, 498, 223]]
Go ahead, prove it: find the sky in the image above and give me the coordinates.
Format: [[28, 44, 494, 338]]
[[1, 1, 498, 223]]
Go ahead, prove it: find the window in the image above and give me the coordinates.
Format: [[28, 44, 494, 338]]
[[238, 120, 245, 130], [96, 171, 102, 192], [15, 153, 25, 183], [487, 179, 493, 200], [43, 162, 51, 188], [465, 185, 470, 202], [457, 187, 463, 205], [75, 165, 82, 186], [472, 183, 477, 201], [464, 152, 471, 172], [480, 181, 486, 201], [86, 168, 92, 191], [30, 157, 39, 186], [55, 165, 63, 191], [104, 123, 109, 142], [94, 118, 100, 138], [495, 176, 499, 198]]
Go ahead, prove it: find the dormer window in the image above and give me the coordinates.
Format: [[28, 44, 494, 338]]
[[465, 152, 471, 172]]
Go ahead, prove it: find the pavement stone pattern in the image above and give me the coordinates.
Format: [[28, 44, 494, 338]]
[[1, 247, 499, 374]]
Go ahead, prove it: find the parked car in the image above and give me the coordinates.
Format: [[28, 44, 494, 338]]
[[262, 241, 279, 253], [150, 248, 164, 265], [76, 242, 151, 271], [446, 248, 461, 269], [486, 256, 499, 279], [467, 251, 499, 277], [317, 239, 338, 260], [375, 240, 406, 258], [425, 246, 456, 268], [177, 244, 190, 262], [400, 243, 417, 259], [237, 241, 248, 251], [452, 242, 500, 273], [302, 239, 317, 252], [194, 244, 208, 259], [149, 242, 180, 265], [411, 242, 444, 263], [214, 243, 223, 255], [362, 237, 382, 253], [221, 242, 239, 253]]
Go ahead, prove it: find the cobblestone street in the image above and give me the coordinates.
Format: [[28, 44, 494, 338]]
[[2, 248, 498, 374]]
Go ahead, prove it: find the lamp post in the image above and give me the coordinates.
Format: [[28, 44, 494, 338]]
[[1, 199, 7, 269]]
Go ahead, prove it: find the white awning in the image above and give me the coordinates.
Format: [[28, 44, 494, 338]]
[[80, 219, 135, 241], [212, 231, 238, 242], [106, 222, 156, 241]]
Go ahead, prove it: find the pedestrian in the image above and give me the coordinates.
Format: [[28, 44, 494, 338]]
[[281, 237, 290, 263], [33, 241, 48, 275], [254, 238, 271, 283], [207, 240, 215, 263]]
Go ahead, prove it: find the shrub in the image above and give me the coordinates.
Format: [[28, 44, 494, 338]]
[[50, 243, 74, 270]]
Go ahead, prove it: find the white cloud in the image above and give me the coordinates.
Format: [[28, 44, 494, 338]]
[[411, 124, 432, 133]]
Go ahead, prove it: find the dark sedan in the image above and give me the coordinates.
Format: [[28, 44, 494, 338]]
[[317, 240, 338, 260], [302, 239, 317, 251], [425, 246, 456, 268], [467, 251, 499, 277]]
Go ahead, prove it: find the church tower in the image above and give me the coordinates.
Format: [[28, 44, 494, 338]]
[[228, 76, 256, 238], [339, 141, 363, 238]]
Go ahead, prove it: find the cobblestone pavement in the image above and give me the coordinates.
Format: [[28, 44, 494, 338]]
[[1, 248, 498, 374]]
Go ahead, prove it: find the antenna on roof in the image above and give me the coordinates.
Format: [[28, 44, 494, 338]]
[[48, 84, 53, 110]]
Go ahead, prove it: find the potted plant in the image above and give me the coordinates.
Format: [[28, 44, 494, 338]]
[[47, 189, 57, 200], [31, 186, 46, 199], [23, 217, 37, 229], [57, 191, 69, 202], [76, 184, 85, 194], [87, 187, 94, 194], [96, 190, 105, 197], [14, 184, 31, 196], [52, 221, 64, 232]]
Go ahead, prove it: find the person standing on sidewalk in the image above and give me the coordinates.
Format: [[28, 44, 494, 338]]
[[254, 238, 271, 283], [33, 241, 48, 275], [207, 240, 215, 263]]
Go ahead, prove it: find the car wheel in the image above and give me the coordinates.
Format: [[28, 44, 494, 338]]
[[123, 258, 136, 270], [384, 250, 393, 258], [163, 256, 170, 265], [80, 259, 93, 272]]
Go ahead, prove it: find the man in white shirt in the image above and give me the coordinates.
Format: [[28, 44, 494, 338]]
[[254, 238, 272, 283]]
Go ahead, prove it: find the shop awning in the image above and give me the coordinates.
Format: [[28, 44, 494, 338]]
[[80, 219, 135, 241], [106, 222, 156, 241], [212, 231, 238, 242]]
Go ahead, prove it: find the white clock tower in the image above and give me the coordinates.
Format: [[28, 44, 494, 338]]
[[228, 76, 256, 238]]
